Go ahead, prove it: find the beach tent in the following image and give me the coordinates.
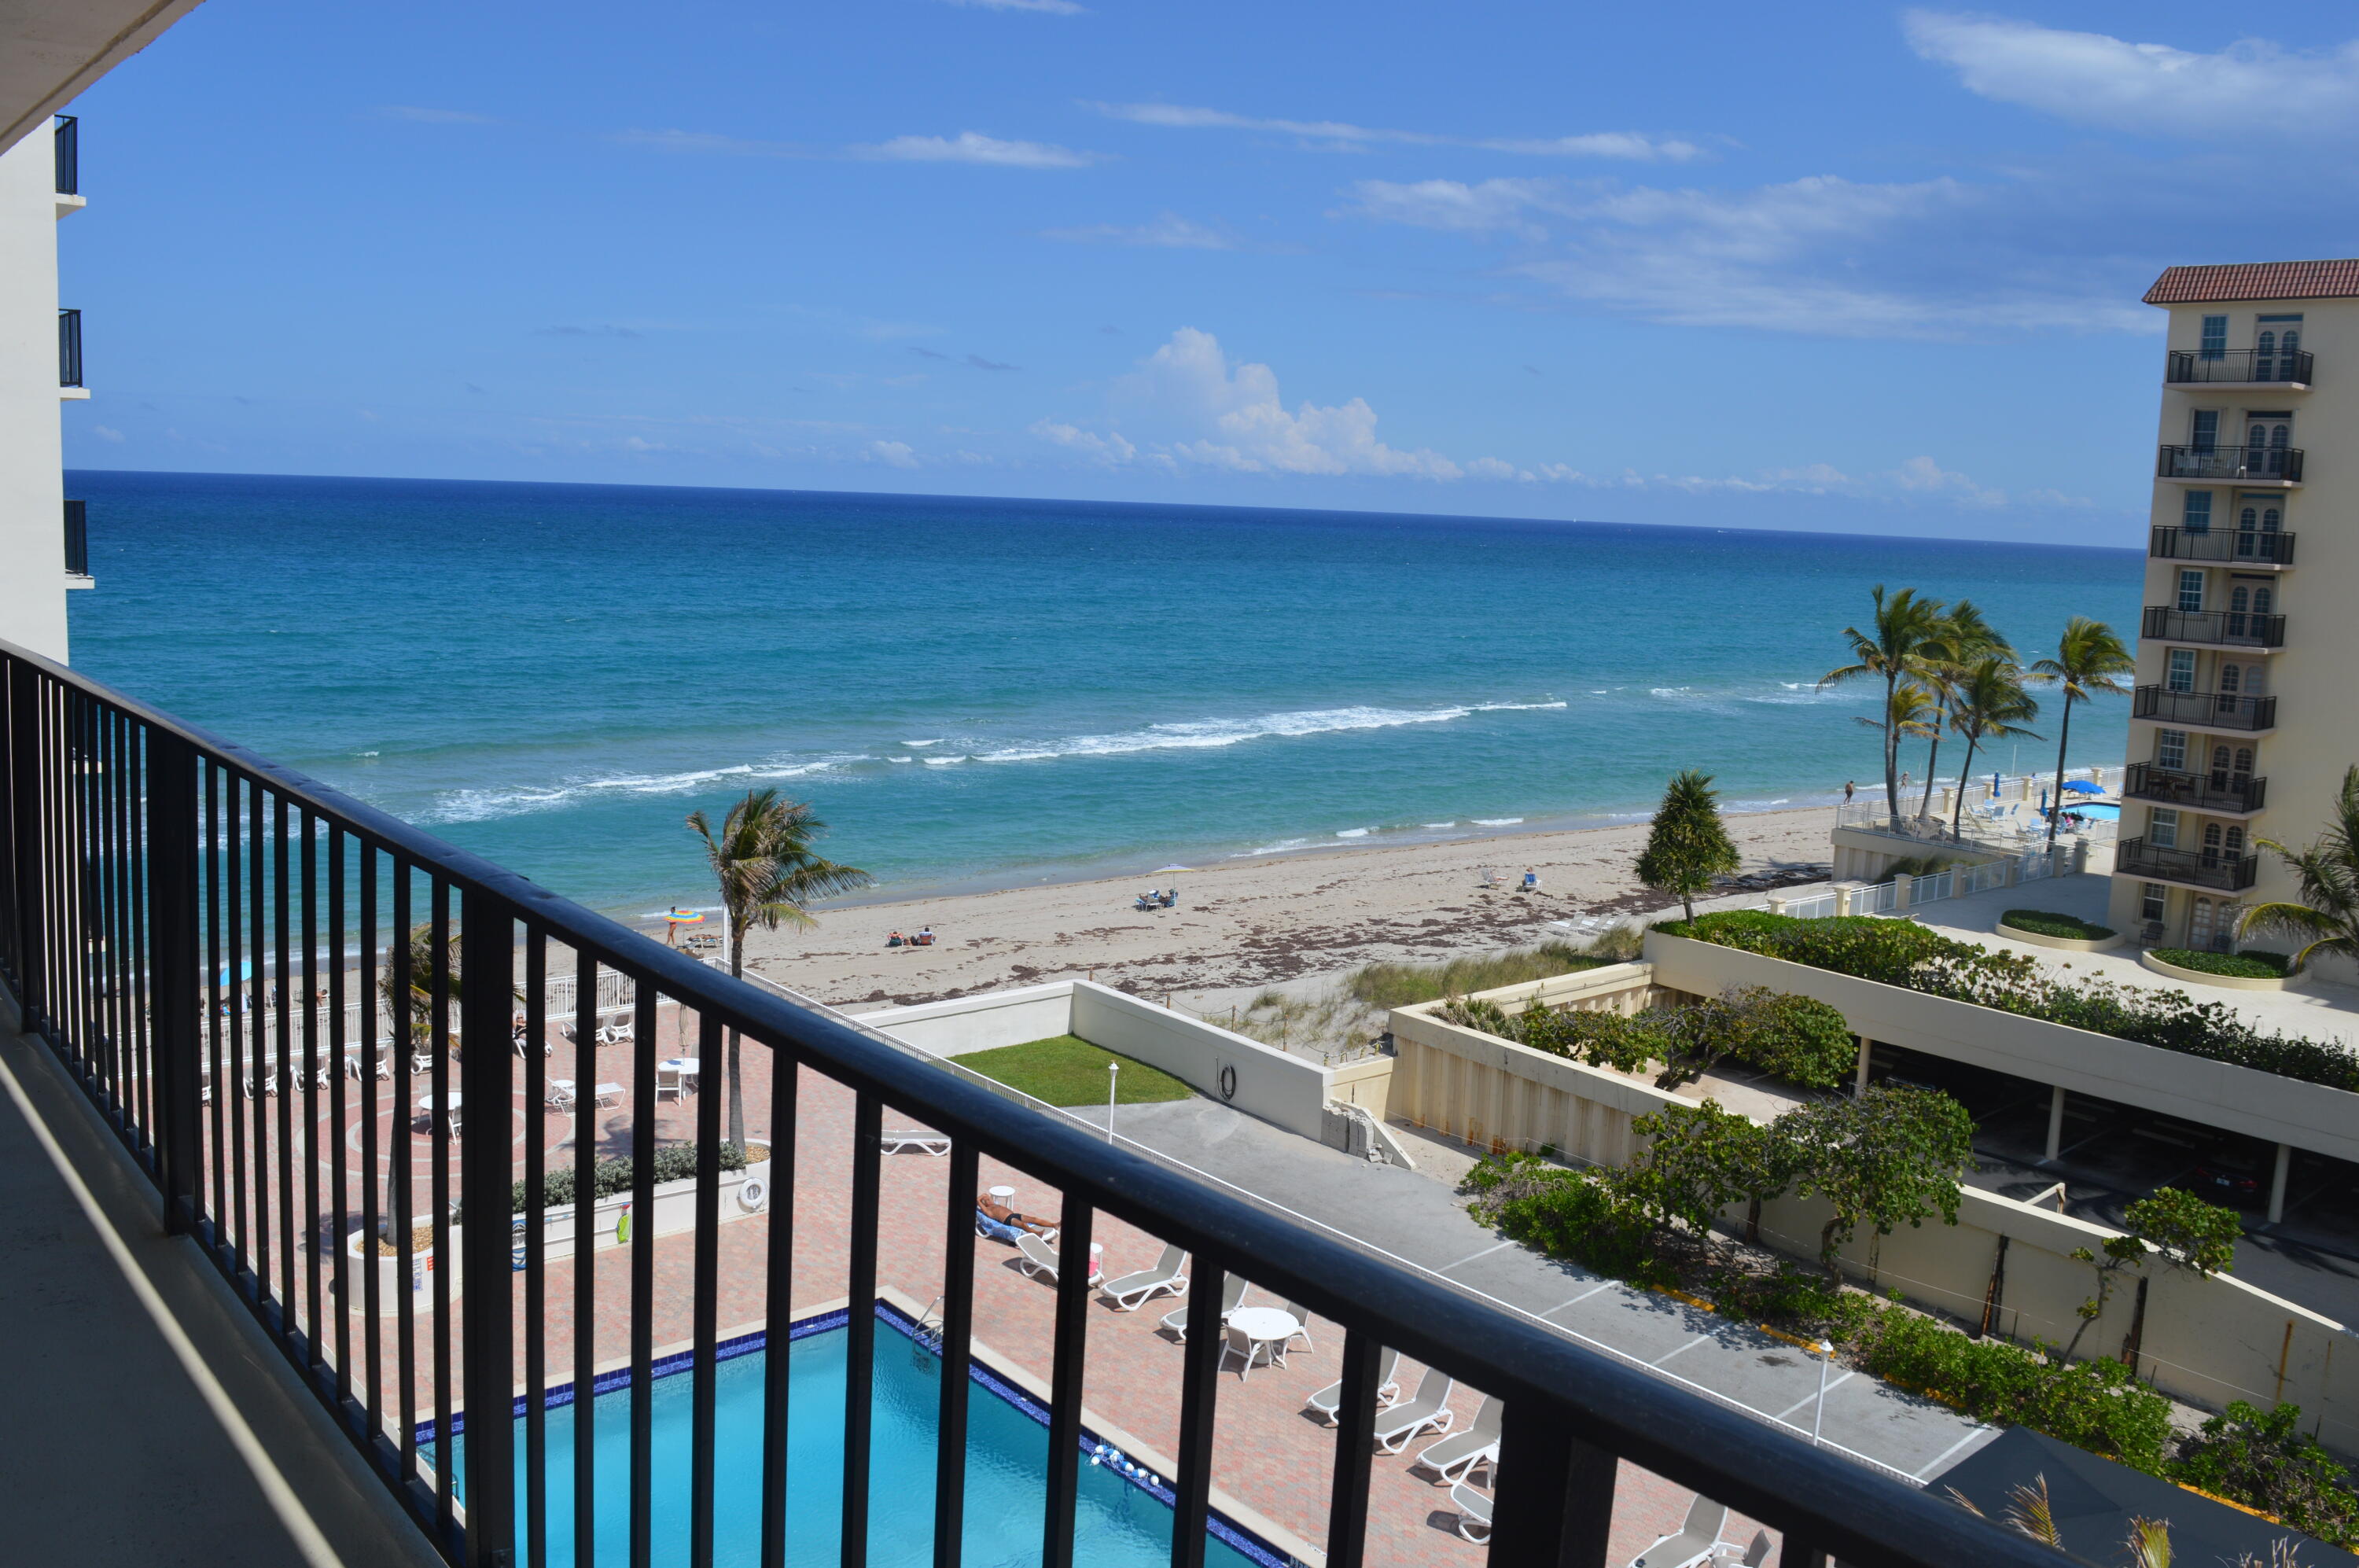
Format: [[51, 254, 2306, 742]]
[[1927, 1426, 2356, 1568]]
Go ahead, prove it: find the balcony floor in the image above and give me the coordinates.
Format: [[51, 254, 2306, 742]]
[[0, 987, 442, 1568]]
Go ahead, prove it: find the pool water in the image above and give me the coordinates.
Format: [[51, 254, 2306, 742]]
[[447, 1309, 1276, 1566], [2065, 802, 2121, 820]]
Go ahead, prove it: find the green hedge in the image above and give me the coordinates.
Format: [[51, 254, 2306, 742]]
[[455, 1141, 749, 1223], [1658, 912, 2359, 1092], [1439, 983, 1856, 1090], [1999, 909, 2117, 941], [2151, 948, 2291, 979]]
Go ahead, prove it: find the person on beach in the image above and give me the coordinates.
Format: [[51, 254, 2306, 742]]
[[976, 1189, 1056, 1240], [1521, 867, 1540, 892], [1844, 780, 1855, 804], [918, 926, 935, 945], [887, 929, 903, 948]]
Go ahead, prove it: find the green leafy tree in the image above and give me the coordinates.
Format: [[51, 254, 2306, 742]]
[[2062, 1186, 2236, 1365], [1914, 600, 2011, 819], [1625, 1099, 1778, 1234], [1636, 769, 1742, 922], [2171, 1401, 2359, 1548], [1777, 1084, 1974, 1279], [1853, 684, 1941, 821], [2026, 617, 2136, 851], [1820, 584, 1949, 817], [1944, 657, 2042, 841], [688, 788, 873, 1150], [2238, 764, 2359, 973]]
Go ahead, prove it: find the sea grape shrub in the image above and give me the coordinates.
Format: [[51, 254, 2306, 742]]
[[480, 1139, 750, 1220], [1436, 983, 1855, 1089], [1460, 1153, 1665, 1285], [2169, 1401, 2359, 1548], [1669, 912, 2359, 1093], [1730, 991, 1854, 1088]]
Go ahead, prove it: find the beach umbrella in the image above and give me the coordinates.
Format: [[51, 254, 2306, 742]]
[[1153, 864, 1195, 873], [661, 907, 705, 948], [216, 959, 256, 986], [2061, 780, 2103, 795]]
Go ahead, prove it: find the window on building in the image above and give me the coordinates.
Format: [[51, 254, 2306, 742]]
[[2151, 808, 2180, 848], [2156, 729, 2187, 771], [2202, 823, 2223, 864], [2200, 315, 2228, 359], [2177, 570, 2205, 611], [2141, 882, 2168, 922], [2168, 649, 2197, 692], [2225, 826, 2246, 857], [2192, 410, 2220, 451], [2183, 491, 2214, 532]]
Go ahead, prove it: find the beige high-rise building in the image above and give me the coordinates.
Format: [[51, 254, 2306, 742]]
[[2108, 260, 2359, 960]]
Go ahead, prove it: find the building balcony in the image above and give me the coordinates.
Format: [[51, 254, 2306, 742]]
[[2124, 763, 2265, 817], [57, 307, 83, 396], [2117, 837, 2259, 893], [2149, 527, 2294, 568], [2157, 445, 2302, 487], [2166, 348, 2313, 388], [53, 114, 84, 217], [62, 499, 91, 586], [2133, 686, 2276, 732], [2141, 605, 2285, 650]]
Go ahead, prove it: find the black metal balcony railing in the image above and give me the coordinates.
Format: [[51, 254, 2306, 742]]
[[2116, 837, 2259, 893], [62, 500, 88, 576], [57, 308, 82, 388], [2124, 762, 2265, 815], [2134, 686, 2276, 731], [0, 635, 2053, 1568], [2157, 445, 2303, 484], [2166, 348, 2313, 386], [53, 114, 78, 197], [2141, 605, 2286, 650], [2149, 527, 2295, 566]]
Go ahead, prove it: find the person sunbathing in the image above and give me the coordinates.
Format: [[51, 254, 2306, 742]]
[[975, 1191, 1057, 1239]]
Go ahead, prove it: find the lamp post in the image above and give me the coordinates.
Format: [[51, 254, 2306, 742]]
[[1106, 1060, 1118, 1145], [1812, 1339, 1835, 1445]]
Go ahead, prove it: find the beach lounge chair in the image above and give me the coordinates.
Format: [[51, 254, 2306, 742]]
[[655, 1062, 688, 1103], [1161, 1273, 1247, 1339], [1305, 1345, 1404, 1424], [591, 1081, 624, 1106], [1279, 1300, 1316, 1355], [545, 1079, 578, 1112], [1371, 1365, 1456, 1453], [410, 1051, 436, 1076], [1627, 1493, 1727, 1568], [1708, 1533, 1770, 1567], [1099, 1244, 1188, 1310], [1413, 1394, 1502, 1483], [975, 1209, 1022, 1244], [1450, 1480, 1492, 1544], [879, 1128, 951, 1156], [1017, 1232, 1062, 1281]]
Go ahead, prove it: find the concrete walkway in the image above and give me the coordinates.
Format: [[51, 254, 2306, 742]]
[[1075, 1095, 2001, 1485], [0, 992, 442, 1568]]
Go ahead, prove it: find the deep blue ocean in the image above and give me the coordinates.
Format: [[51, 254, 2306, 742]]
[[65, 471, 2143, 915]]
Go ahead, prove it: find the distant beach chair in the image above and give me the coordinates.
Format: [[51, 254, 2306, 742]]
[[655, 1062, 689, 1104], [1478, 868, 1505, 890], [1626, 1493, 1727, 1568], [1370, 1365, 1456, 1453], [1413, 1394, 1501, 1483], [1016, 1232, 1062, 1281], [1279, 1300, 1316, 1354], [1305, 1345, 1403, 1425], [879, 1128, 951, 1156], [1161, 1273, 1247, 1339], [1449, 1480, 1492, 1544], [591, 1081, 624, 1106], [545, 1079, 579, 1112], [1099, 1244, 1188, 1311]]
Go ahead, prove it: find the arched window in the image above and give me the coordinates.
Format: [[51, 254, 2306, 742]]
[[2225, 826, 2246, 856], [2239, 505, 2258, 532], [2258, 329, 2277, 376], [2262, 505, 2281, 532], [2221, 664, 2241, 694], [2253, 587, 2273, 617], [2234, 747, 2253, 774], [2231, 585, 2250, 613], [2203, 823, 2224, 866]]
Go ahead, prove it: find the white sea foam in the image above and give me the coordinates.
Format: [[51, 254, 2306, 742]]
[[1334, 827, 1371, 839], [1241, 837, 1312, 856], [1422, 821, 1459, 829], [1472, 817, 1524, 826], [1650, 686, 1695, 698], [887, 756, 915, 764], [957, 701, 1533, 766], [922, 756, 966, 767], [425, 755, 874, 823], [901, 739, 944, 747], [1473, 700, 1567, 712]]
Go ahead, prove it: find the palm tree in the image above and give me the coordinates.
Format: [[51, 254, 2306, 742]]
[[2236, 765, 2359, 972], [381, 920, 461, 1055], [1917, 600, 2011, 820], [1820, 585, 1948, 818], [2027, 617, 2136, 850], [1945, 658, 2041, 841], [1634, 768, 1743, 921], [688, 789, 874, 1150], [1853, 683, 1940, 823]]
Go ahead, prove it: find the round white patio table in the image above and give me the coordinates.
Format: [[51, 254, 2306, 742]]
[[416, 1092, 462, 1119], [663, 1057, 701, 1077], [1224, 1306, 1301, 1375], [987, 1185, 1015, 1202]]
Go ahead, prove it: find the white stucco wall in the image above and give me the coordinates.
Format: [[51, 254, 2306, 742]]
[[0, 127, 68, 659]]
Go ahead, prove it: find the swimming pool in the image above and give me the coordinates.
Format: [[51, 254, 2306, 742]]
[[444, 1303, 1281, 1566], [2065, 803, 2121, 821]]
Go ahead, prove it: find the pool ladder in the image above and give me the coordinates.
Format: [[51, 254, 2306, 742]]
[[912, 1295, 945, 1361]]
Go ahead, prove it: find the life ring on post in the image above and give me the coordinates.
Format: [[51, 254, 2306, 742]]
[[738, 1174, 769, 1213], [1218, 1063, 1237, 1102]]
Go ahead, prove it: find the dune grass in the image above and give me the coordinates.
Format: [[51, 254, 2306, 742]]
[[1344, 933, 1635, 1012], [958, 1035, 1193, 1106]]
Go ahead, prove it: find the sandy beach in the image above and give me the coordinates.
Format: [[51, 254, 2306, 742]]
[[711, 805, 1837, 1010]]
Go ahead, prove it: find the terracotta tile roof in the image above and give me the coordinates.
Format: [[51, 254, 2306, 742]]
[[2146, 260, 2359, 305]]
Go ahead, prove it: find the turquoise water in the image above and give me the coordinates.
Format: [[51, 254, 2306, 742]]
[[447, 1315, 1270, 1566], [65, 470, 2143, 914]]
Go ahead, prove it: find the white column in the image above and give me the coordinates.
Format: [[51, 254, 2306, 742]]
[[2044, 1086, 2067, 1163], [1835, 888, 1854, 917], [1891, 872, 1913, 911], [1853, 1036, 1872, 1095], [2268, 1142, 2293, 1224]]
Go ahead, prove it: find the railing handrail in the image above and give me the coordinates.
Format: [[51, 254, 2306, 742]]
[[2123, 763, 2265, 815], [2117, 837, 2259, 891], [0, 632, 2057, 1568], [53, 113, 77, 197], [2133, 686, 2277, 731], [2165, 347, 2314, 383], [2156, 444, 2305, 483], [2148, 526, 2295, 565], [57, 307, 82, 389], [2140, 605, 2287, 647]]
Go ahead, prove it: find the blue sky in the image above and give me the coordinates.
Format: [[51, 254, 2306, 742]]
[[55, 2, 2359, 539]]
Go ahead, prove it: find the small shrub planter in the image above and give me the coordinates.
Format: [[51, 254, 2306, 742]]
[[2140, 948, 2297, 992], [344, 1223, 461, 1316], [1997, 909, 2124, 954]]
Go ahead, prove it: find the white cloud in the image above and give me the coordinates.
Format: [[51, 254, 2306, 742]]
[[1086, 101, 1703, 160], [854, 131, 1102, 168], [1029, 420, 1138, 462], [944, 0, 1083, 11], [90, 425, 125, 443], [1904, 10, 2359, 137], [1338, 177, 1559, 237], [1041, 212, 1238, 248], [867, 440, 920, 468]]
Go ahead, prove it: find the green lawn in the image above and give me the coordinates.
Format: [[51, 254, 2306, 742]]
[[956, 1035, 1194, 1107]]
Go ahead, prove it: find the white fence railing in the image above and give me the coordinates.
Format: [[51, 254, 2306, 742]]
[[1768, 843, 2060, 924]]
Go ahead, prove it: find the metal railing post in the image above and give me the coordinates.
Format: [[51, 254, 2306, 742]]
[[148, 731, 202, 1233], [458, 888, 517, 1566], [1489, 1401, 1615, 1566], [7, 657, 47, 1030]]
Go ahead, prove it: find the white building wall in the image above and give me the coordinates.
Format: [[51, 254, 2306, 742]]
[[0, 123, 71, 660]]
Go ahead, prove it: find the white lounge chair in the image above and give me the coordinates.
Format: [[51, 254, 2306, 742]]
[[1305, 1346, 1403, 1425], [1711, 1533, 1771, 1567], [1099, 1244, 1187, 1311], [410, 1051, 436, 1076], [1413, 1394, 1501, 1482], [1217, 1324, 1280, 1382], [546, 1079, 579, 1112], [1017, 1232, 1062, 1280], [655, 1062, 688, 1103], [1450, 1480, 1492, 1544], [1371, 1365, 1456, 1453], [591, 1081, 624, 1106], [1280, 1300, 1316, 1354], [1628, 1493, 1728, 1568], [879, 1128, 951, 1156], [1161, 1273, 1246, 1339]]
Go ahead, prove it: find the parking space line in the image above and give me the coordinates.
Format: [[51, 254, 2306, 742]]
[[1437, 1239, 1514, 1272], [1912, 1422, 1997, 1480], [1773, 1371, 1854, 1423], [1540, 1280, 1617, 1317], [1651, 1334, 1711, 1366]]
